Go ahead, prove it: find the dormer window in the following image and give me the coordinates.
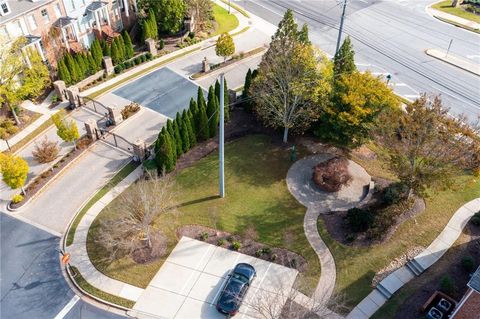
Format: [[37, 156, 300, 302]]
[[0, 1, 11, 16]]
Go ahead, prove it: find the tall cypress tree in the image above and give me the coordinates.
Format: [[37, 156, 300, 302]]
[[155, 129, 175, 172], [111, 41, 120, 65], [148, 8, 158, 40], [183, 110, 196, 146], [173, 119, 183, 157], [75, 54, 86, 78], [206, 86, 218, 138], [65, 53, 80, 83], [91, 38, 103, 68], [179, 114, 190, 152], [223, 78, 230, 121], [87, 52, 97, 73], [333, 36, 356, 77], [298, 24, 311, 45], [166, 119, 177, 159], [198, 101, 209, 141], [101, 39, 111, 57], [57, 58, 71, 85], [123, 31, 134, 59], [242, 68, 252, 112], [215, 80, 220, 103], [116, 36, 126, 62], [197, 87, 206, 111]]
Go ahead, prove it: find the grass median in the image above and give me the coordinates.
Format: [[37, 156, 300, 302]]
[[432, 1, 480, 23], [211, 3, 240, 37]]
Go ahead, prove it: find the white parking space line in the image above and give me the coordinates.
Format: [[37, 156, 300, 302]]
[[53, 295, 80, 319], [210, 253, 241, 306]]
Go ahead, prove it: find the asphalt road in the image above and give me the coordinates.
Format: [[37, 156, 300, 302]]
[[239, 0, 480, 120], [0, 213, 126, 319]]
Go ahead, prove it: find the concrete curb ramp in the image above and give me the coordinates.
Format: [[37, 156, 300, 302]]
[[347, 198, 480, 319]]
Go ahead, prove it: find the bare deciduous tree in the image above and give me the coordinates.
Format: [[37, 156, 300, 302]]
[[186, 0, 212, 31], [96, 172, 176, 261]]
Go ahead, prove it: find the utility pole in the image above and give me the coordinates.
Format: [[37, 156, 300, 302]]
[[335, 0, 348, 55], [219, 73, 225, 198]]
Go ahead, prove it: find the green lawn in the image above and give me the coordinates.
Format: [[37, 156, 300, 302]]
[[87, 135, 320, 292], [211, 3, 240, 37], [319, 151, 480, 312], [432, 1, 480, 23]]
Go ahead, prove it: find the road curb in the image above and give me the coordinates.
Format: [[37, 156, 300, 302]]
[[425, 48, 480, 76]]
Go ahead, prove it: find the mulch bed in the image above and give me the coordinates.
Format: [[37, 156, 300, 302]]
[[131, 231, 169, 264], [9, 136, 92, 209], [177, 225, 308, 272], [320, 193, 425, 247], [393, 222, 480, 319]]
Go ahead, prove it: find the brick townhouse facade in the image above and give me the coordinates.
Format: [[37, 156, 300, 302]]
[[0, 0, 137, 68]]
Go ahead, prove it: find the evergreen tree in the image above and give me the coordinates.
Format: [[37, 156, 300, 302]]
[[298, 24, 311, 45], [87, 52, 97, 73], [149, 8, 158, 39], [183, 110, 196, 146], [57, 58, 71, 85], [155, 129, 175, 172], [242, 68, 252, 111], [74, 54, 86, 78], [215, 80, 220, 103], [173, 119, 183, 157], [101, 39, 111, 57], [197, 87, 206, 112], [123, 31, 134, 59], [179, 114, 191, 152], [333, 36, 356, 77], [65, 53, 80, 83], [272, 9, 300, 51], [111, 41, 120, 65], [215, 79, 229, 121], [206, 86, 218, 138], [198, 101, 209, 141], [90, 38, 103, 68], [116, 36, 126, 62], [166, 119, 177, 158]]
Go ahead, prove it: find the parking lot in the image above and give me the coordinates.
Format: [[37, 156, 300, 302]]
[[131, 237, 299, 319], [111, 68, 202, 119]]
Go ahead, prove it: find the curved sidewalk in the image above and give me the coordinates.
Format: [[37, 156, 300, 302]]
[[286, 155, 371, 303], [347, 197, 480, 319], [65, 166, 145, 303]]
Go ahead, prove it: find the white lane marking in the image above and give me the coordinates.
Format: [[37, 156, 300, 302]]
[[467, 55, 480, 59], [53, 295, 80, 319], [404, 94, 420, 98], [395, 83, 408, 87]]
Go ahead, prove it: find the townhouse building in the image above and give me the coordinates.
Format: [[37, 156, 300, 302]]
[[0, 0, 136, 68]]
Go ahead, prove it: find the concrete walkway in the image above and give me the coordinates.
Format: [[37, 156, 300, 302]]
[[427, 4, 480, 31], [346, 198, 480, 319], [286, 155, 371, 303], [66, 166, 145, 302], [426, 48, 480, 76]]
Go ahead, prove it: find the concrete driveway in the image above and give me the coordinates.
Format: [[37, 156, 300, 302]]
[[132, 237, 298, 319]]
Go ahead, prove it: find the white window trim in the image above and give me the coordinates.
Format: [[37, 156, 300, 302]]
[[27, 14, 38, 30]]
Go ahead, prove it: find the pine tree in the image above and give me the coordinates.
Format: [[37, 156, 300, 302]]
[[57, 58, 71, 85], [166, 119, 177, 158], [242, 68, 252, 111], [179, 113, 191, 152], [272, 9, 300, 50], [206, 86, 218, 138], [123, 31, 134, 59], [65, 53, 80, 83], [173, 119, 183, 157], [197, 87, 206, 113], [333, 36, 356, 77], [198, 101, 209, 141], [214, 79, 229, 121], [111, 40, 120, 65], [183, 110, 196, 146]]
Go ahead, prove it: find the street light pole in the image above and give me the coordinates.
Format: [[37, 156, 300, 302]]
[[335, 0, 348, 55], [219, 73, 225, 198]]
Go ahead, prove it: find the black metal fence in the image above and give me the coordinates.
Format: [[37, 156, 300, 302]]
[[97, 130, 134, 155], [82, 96, 110, 117]]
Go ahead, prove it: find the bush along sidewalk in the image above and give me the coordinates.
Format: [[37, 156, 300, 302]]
[[154, 81, 230, 172]]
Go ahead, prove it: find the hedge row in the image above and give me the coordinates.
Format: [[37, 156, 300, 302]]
[[114, 52, 153, 74]]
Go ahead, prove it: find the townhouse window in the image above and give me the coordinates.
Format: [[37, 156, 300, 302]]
[[0, 1, 10, 15], [27, 14, 37, 30], [53, 3, 61, 18], [41, 8, 50, 23], [0, 26, 9, 40]]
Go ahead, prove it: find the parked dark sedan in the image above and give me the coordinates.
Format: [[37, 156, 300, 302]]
[[216, 263, 256, 317]]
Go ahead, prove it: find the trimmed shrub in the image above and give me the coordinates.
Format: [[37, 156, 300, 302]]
[[271, 254, 278, 261], [383, 182, 409, 205], [159, 39, 165, 50], [255, 249, 263, 257], [231, 241, 241, 251], [461, 255, 475, 273], [440, 275, 456, 296], [261, 247, 272, 255], [146, 52, 153, 60], [347, 208, 374, 232], [188, 31, 195, 39], [12, 194, 24, 204], [114, 65, 123, 74], [199, 232, 209, 241], [134, 57, 141, 65], [217, 239, 226, 246]]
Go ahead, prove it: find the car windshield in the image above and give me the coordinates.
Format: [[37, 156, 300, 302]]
[[232, 272, 249, 283]]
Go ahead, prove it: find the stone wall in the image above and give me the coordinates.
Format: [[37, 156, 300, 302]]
[[76, 70, 105, 90]]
